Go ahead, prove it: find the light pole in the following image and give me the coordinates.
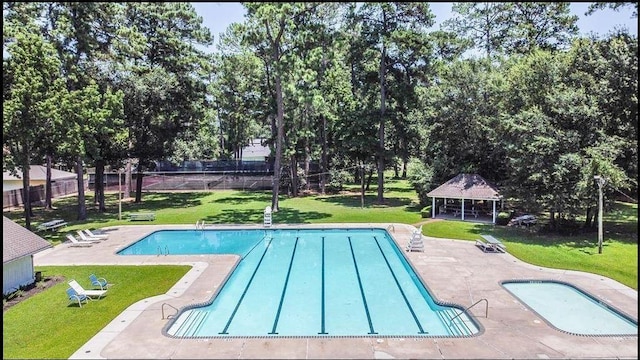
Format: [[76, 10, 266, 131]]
[[594, 175, 605, 254], [118, 169, 122, 221]]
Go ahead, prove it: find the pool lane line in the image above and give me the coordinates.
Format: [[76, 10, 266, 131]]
[[242, 231, 272, 259], [373, 236, 427, 334], [348, 236, 377, 335], [319, 237, 327, 334], [219, 236, 273, 335], [269, 237, 300, 334]]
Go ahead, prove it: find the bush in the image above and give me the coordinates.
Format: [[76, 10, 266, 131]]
[[421, 206, 432, 218], [326, 169, 352, 194], [496, 211, 512, 225], [406, 158, 434, 207]]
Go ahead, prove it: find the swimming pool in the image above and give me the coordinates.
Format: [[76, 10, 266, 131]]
[[502, 280, 638, 336], [118, 228, 480, 338]]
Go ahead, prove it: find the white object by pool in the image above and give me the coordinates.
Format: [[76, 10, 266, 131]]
[[502, 280, 637, 336]]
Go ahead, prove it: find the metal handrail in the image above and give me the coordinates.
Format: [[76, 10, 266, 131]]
[[162, 303, 179, 319], [450, 298, 488, 324], [387, 224, 395, 232]]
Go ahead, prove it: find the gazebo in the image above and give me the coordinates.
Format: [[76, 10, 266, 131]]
[[427, 173, 502, 223]]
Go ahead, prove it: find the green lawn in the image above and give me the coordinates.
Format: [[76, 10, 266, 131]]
[[3, 265, 190, 359], [3, 179, 637, 359]]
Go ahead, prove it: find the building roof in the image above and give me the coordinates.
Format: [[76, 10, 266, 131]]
[[427, 173, 502, 200], [3, 165, 77, 182], [241, 138, 271, 160], [3, 216, 52, 264]]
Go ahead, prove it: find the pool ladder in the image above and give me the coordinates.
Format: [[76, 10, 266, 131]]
[[195, 220, 205, 230], [449, 298, 488, 325], [162, 303, 179, 319], [157, 245, 170, 256]]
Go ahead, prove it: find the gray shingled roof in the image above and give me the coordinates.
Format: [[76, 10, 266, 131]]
[[3, 165, 77, 181], [3, 216, 52, 264], [427, 173, 501, 200]]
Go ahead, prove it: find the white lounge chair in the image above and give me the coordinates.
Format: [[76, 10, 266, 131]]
[[83, 229, 108, 240], [68, 279, 107, 299], [66, 234, 97, 247], [77, 230, 106, 242]]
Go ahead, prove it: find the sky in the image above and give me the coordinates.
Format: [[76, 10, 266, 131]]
[[191, 2, 638, 54]]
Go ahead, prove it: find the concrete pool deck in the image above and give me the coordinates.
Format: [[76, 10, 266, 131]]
[[33, 223, 638, 359]]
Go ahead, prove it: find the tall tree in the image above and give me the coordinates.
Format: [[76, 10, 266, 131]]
[[115, 2, 213, 202], [586, 2, 637, 18], [3, 27, 66, 228], [354, 2, 435, 203], [242, 3, 312, 211], [505, 3, 578, 54], [442, 2, 513, 59]]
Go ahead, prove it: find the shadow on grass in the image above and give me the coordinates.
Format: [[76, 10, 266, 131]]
[[316, 193, 418, 209], [463, 222, 636, 254], [210, 191, 272, 205], [201, 207, 330, 224]]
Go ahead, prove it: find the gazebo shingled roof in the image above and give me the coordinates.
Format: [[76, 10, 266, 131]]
[[427, 173, 501, 200]]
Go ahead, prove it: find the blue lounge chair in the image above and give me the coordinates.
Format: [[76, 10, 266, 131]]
[[89, 274, 110, 290], [66, 287, 89, 307]]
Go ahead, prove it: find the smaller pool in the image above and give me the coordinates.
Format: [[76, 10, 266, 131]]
[[502, 280, 637, 336]]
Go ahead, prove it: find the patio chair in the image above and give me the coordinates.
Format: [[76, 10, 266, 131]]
[[83, 229, 109, 240], [68, 279, 107, 299], [77, 230, 106, 242], [89, 274, 112, 290], [66, 287, 89, 307], [66, 234, 97, 247]]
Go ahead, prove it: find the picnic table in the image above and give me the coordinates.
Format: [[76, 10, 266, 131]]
[[129, 212, 155, 221], [476, 234, 506, 253], [37, 219, 67, 231]]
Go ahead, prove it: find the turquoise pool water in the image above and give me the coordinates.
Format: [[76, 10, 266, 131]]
[[502, 280, 637, 336], [118, 228, 480, 338]]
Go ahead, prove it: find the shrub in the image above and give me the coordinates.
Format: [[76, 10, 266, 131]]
[[421, 206, 432, 218], [496, 211, 511, 225], [326, 169, 352, 194], [407, 158, 434, 207]]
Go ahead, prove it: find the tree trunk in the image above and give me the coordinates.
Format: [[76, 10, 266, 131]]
[[271, 73, 284, 212], [320, 114, 327, 195], [366, 167, 374, 191], [585, 206, 595, 228], [45, 154, 53, 209], [377, 41, 386, 203], [125, 159, 132, 199], [75, 156, 87, 221], [95, 160, 106, 212], [402, 157, 408, 178], [548, 210, 556, 230], [135, 164, 143, 203], [290, 154, 298, 197], [21, 164, 32, 230]]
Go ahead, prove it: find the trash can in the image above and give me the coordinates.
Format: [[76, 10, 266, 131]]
[[35, 271, 42, 282]]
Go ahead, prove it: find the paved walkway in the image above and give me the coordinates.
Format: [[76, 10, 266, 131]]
[[34, 223, 638, 359]]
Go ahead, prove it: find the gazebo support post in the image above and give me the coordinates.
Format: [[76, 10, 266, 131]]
[[431, 197, 436, 218], [492, 201, 497, 224], [461, 198, 465, 221]]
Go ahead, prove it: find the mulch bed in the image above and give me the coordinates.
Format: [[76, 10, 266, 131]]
[[3, 276, 65, 313]]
